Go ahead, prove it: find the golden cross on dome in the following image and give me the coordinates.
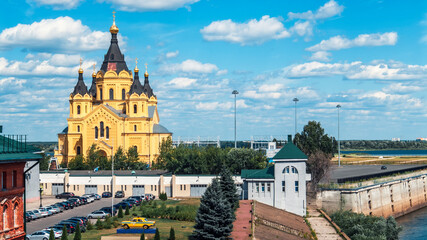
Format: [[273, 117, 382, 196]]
[[113, 11, 116, 22], [79, 58, 82, 67], [135, 57, 138, 66], [93, 63, 96, 72], [145, 63, 148, 72]]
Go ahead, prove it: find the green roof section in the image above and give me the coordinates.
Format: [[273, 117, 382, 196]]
[[272, 141, 307, 160], [241, 166, 275, 179], [0, 135, 42, 161]]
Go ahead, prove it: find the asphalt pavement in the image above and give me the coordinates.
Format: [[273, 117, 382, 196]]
[[26, 198, 122, 234]]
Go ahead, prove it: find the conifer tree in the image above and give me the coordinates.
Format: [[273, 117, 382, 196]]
[[118, 205, 124, 218], [125, 205, 130, 215], [61, 225, 68, 240], [169, 227, 175, 240], [140, 232, 145, 240], [154, 228, 160, 240], [49, 229, 55, 240], [220, 167, 240, 211], [192, 178, 233, 240], [74, 223, 82, 240]]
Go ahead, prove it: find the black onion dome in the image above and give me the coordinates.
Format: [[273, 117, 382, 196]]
[[88, 74, 97, 97], [143, 74, 155, 98], [100, 31, 129, 74], [72, 72, 88, 96], [129, 71, 144, 95]]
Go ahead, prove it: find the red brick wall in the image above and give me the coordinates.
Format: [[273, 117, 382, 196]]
[[0, 162, 26, 240]]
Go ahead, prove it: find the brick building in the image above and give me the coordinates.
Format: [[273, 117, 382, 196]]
[[0, 135, 42, 239]]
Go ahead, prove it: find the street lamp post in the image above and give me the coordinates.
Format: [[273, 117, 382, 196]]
[[336, 104, 341, 167], [232, 90, 239, 148], [293, 98, 299, 135], [39, 187, 43, 208]]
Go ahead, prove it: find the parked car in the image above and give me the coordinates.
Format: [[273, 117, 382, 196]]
[[145, 193, 155, 200], [93, 194, 101, 200], [25, 212, 32, 222], [26, 211, 37, 220], [55, 192, 75, 199], [83, 194, 95, 202], [102, 192, 112, 198], [53, 203, 65, 212], [62, 220, 86, 232], [79, 196, 88, 204], [68, 217, 87, 226], [63, 200, 75, 209], [41, 229, 62, 239], [124, 198, 139, 205], [87, 210, 110, 219], [70, 216, 88, 225], [114, 202, 131, 209], [128, 196, 142, 205], [37, 208, 49, 217], [68, 198, 81, 206], [26, 231, 50, 240], [54, 222, 76, 234], [39, 207, 53, 216], [115, 191, 125, 198], [121, 217, 156, 229], [99, 207, 117, 216], [45, 206, 58, 214], [31, 209, 43, 218]]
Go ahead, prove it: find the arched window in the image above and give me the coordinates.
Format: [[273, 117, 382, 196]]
[[134, 104, 137, 114], [122, 89, 126, 100], [134, 125, 137, 132], [100, 122, 104, 137], [100, 88, 103, 100], [3, 205, 8, 230], [85, 106, 87, 113], [13, 203, 18, 227], [95, 127, 98, 139], [283, 166, 290, 174], [291, 166, 298, 174], [106, 127, 109, 139], [134, 145, 138, 153], [77, 126, 80, 132], [109, 89, 114, 100], [77, 146, 81, 155], [77, 105, 81, 115]]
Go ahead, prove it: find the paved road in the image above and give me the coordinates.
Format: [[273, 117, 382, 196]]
[[26, 198, 122, 234]]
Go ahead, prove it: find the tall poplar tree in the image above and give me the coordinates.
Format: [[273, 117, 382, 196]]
[[220, 167, 240, 211], [192, 178, 233, 240]]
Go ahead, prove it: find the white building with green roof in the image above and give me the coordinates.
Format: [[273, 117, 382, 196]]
[[241, 135, 311, 216]]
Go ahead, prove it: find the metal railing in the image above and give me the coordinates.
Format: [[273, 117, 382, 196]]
[[0, 134, 27, 154]]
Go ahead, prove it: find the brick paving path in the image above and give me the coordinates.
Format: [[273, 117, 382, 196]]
[[230, 200, 252, 240]]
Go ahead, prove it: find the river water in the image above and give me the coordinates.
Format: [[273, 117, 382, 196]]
[[397, 206, 427, 240]]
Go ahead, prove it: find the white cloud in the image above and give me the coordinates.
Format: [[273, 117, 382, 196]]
[[0, 17, 111, 53], [259, 83, 284, 92], [288, 0, 344, 20], [28, 0, 82, 9], [285, 61, 427, 80], [200, 16, 291, 45], [195, 100, 248, 110], [309, 51, 331, 61], [165, 51, 179, 59], [290, 21, 313, 37], [100, 0, 200, 12], [307, 32, 398, 51], [382, 83, 422, 94], [159, 59, 219, 74], [26, 53, 82, 67], [0, 77, 26, 89], [168, 77, 197, 88], [243, 90, 282, 99]]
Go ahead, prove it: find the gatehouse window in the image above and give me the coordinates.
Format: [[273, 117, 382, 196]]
[[256, 183, 259, 192], [134, 146, 138, 153], [134, 104, 137, 114], [122, 89, 126, 100], [95, 127, 98, 139], [295, 181, 299, 192], [77, 105, 81, 115], [106, 127, 109, 139], [282, 181, 285, 192], [283, 166, 290, 174], [77, 146, 81, 155], [100, 122, 104, 137], [291, 167, 298, 174], [267, 183, 271, 192], [109, 89, 114, 100], [261, 183, 265, 192]]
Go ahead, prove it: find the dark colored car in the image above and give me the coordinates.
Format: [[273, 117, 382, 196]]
[[64, 219, 86, 232], [115, 191, 125, 198], [128, 196, 142, 205], [25, 212, 32, 222], [102, 192, 112, 198], [55, 202, 69, 210], [99, 207, 117, 216], [123, 198, 138, 206], [54, 223, 76, 234], [114, 202, 130, 209], [69, 216, 88, 225], [68, 198, 81, 206], [62, 200, 75, 209], [381, 165, 387, 170], [120, 200, 134, 207], [55, 192, 75, 199], [79, 196, 88, 204]]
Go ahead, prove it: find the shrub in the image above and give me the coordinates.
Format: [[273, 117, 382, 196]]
[[125, 205, 130, 215], [159, 192, 168, 201], [153, 201, 158, 208], [118, 205, 124, 218], [49, 229, 55, 240], [169, 227, 175, 240], [95, 219, 104, 230], [140, 232, 145, 240], [154, 228, 160, 240], [61, 225, 68, 240], [87, 221, 94, 230]]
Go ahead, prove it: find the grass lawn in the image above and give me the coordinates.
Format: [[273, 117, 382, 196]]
[[66, 198, 200, 240]]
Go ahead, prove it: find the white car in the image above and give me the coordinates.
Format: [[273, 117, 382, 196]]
[[83, 194, 95, 203], [41, 229, 62, 239], [26, 231, 50, 240], [45, 206, 58, 214], [39, 207, 53, 216], [87, 210, 109, 219], [36, 209, 49, 218]]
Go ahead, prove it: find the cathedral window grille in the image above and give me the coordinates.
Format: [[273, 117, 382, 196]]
[[77, 105, 81, 115], [122, 89, 125, 100], [106, 127, 109, 139], [77, 146, 81, 155], [134, 104, 137, 114], [134, 125, 137, 132], [100, 88, 103, 100], [95, 127, 98, 139], [109, 89, 114, 100], [100, 122, 104, 138], [77, 126, 80, 132], [134, 146, 138, 153]]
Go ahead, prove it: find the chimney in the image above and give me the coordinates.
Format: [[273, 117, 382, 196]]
[[288, 134, 292, 142]]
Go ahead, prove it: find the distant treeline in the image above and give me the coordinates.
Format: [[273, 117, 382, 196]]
[[340, 140, 427, 150]]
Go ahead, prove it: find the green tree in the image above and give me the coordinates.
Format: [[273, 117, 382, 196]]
[[220, 167, 239, 211], [226, 148, 267, 174], [140, 232, 145, 240], [49, 229, 55, 240], [68, 155, 87, 170], [118, 205, 124, 218], [192, 178, 233, 239], [95, 219, 103, 230], [155, 136, 173, 169], [159, 192, 167, 201], [386, 216, 402, 240], [125, 205, 130, 215], [73, 223, 81, 240], [86, 144, 102, 169], [126, 146, 140, 169], [114, 147, 127, 170], [40, 153, 50, 171], [169, 227, 175, 240], [154, 228, 160, 240], [61, 225, 68, 240]]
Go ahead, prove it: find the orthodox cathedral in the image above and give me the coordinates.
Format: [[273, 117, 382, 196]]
[[54, 15, 172, 165]]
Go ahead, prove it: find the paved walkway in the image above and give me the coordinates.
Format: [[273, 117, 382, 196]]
[[306, 208, 342, 240], [27, 196, 63, 211], [230, 200, 252, 240]]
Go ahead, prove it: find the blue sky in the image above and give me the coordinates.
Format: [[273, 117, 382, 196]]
[[0, 0, 426, 141]]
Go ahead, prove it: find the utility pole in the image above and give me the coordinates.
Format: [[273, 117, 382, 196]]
[[337, 104, 341, 167], [232, 90, 239, 148], [293, 98, 299, 135]]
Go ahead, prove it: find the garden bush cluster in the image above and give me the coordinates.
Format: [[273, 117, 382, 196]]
[[139, 201, 197, 222]]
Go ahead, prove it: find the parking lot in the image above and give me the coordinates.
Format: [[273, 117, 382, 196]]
[[27, 197, 122, 234]]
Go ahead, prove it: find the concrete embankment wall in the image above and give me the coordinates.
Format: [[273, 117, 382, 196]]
[[317, 174, 427, 218]]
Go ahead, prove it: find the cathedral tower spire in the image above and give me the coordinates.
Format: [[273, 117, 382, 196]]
[[72, 58, 88, 96], [101, 11, 128, 73], [88, 63, 97, 97], [143, 63, 154, 98]]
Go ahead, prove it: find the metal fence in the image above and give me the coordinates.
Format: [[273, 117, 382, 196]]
[[0, 134, 27, 153]]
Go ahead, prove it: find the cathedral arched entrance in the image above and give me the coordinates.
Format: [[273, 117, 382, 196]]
[[99, 150, 108, 157]]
